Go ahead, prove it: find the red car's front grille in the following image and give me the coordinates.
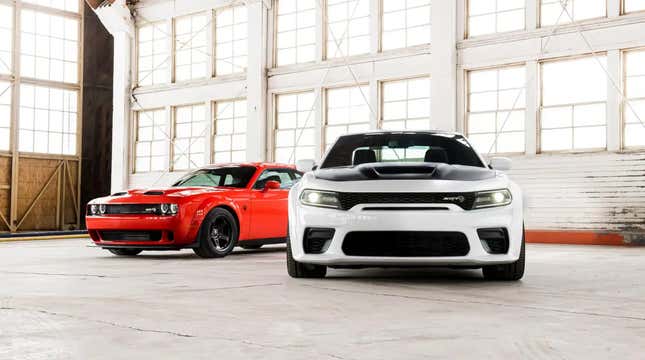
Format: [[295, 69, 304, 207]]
[[99, 230, 162, 241]]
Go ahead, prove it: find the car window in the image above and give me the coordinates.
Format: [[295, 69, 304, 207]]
[[173, 166, 257, 188], [320, 133, 485, 169], [253, 169, 300, 189]]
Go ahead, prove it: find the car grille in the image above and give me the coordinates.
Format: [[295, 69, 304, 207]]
[[336, 192, 476, 210], [103, 204, 163, 215], [99, 230, 162, 241], [342, 231, 470, 257]]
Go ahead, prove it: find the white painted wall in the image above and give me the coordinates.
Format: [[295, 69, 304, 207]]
[[98, 0, 645, 234]]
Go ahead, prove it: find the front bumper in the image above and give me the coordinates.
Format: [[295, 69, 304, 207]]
[[289, 202, 523, 266], [86, 214, 198, 248]]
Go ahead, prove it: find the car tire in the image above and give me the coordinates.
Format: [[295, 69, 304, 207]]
[[108, 248, 142, 256], [193, 208, 238, 259], [240, 244, 263, 250], [286, 223, 327, 278], [482, 228, 525, 281]]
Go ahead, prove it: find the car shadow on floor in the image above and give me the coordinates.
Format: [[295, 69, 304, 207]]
[[323, 267, 491, 284], [96, 245, 287, 260]]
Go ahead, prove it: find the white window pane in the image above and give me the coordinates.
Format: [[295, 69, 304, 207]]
[[467, 66, 526, 154], [624, 50, 645, 147], [468, 0, 524, 37], [382, 78, 431, 131], [573, 126, 606, 149], [625, 0, 645, 13], [327, 0, 370, 58], [541, 128, 572, 151], [20, 10, 79, 83], [541, 106, 572, 129], [573, 103, 605, 127], [216, 6, 247, 75], [542, 56, 607, 106]]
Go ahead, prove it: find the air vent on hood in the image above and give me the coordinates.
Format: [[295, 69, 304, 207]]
[[144, 191, 165, 195], [373, 166, 435, 175], [111, 191, 127, 196]]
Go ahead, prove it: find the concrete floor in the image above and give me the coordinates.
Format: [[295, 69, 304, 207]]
[[0, 240, 644, 359]]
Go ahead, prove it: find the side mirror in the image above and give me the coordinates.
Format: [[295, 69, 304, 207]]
[[296, 159, 316, 173], [489, 157, 512, 171], [264, 180, 281, 191]]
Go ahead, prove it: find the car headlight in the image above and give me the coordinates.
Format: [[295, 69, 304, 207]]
[[89, 204, 99, 215], [160, 203, 179, 215], [473, 189, 512, 209], [300, 190, 341, 209], [99, 204, 107, 215]]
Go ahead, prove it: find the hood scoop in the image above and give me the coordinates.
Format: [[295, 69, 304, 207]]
[[360, 163, 437, 180], [144, 190, 165, 195]]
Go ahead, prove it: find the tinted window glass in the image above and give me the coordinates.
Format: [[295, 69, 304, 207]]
[[321, 133, 484, 168], [173, 166, 257, 188], [253, 169, 301, 189]]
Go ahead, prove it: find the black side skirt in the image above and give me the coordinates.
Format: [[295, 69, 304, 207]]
[[238, 237, 286, 247]]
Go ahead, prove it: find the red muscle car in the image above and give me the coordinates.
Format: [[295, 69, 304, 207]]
[[86, 163, 301, 258]]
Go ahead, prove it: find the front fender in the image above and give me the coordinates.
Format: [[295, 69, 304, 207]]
[[190, 196, 247, 241]]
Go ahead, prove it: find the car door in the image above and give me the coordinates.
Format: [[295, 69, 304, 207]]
[[248, 168, 301, 240]]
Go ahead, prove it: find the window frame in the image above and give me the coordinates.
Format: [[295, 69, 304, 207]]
[[212, 97, 248, 163], [132, 108, 169, 174], [273, 0, 318, 67], [171, 103, 208, 171], [172, 11, 211, 83], [214, 4, 249, 77], [380, 0, 432, 51], [379, 75, 432, 131], [323, 83, 372, 150], [135, 20, 171, 87], [465, 64, 527, 155], [465, 0, 526, 39], [622, 0, 645, 14], [538, 0, 608, 28], [272, 89, 318, 164], [323, 0, 371, 60], [622, 47, 645, 149], [538, 54, 609, 154]]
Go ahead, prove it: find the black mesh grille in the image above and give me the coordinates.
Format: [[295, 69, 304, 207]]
[[99, 231, 162, 241], [336, 192, 476, 210], [303, 228, 335, 254], [477, 228, 509, 254], [342, 231, 470, 257], [103, 204, 162, 215]]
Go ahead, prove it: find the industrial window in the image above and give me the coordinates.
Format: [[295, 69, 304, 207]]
[[381, 0, 431, 50], [275, 91, 316, 163], [624, 50, 645, 147], [325, 85, 371, 148], [20, 9, 79, 83], [326, 0, 370, 58], [541, 0, 605, 26], [0, 4, 12, 75], [23, 0, 79, 13], [381, 77, 431, 131], [467, 66, 526, 154], [0, 81, 10, 151], [540, 56, 607, 151], [624, 0, 645, 13], [468, 0, 525, 37], [18, 84, 78, 155], [275, 0, 316, 66], [213, 99, 247, 162], [137, 22, 170, 86], [174, 13, 209, 82], [215, 6, 248, 76], [173, 104, 207, 170], [134, 109, 168, 173]]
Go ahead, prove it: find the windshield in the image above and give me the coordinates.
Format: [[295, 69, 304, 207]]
[[320, 133, 485, 169], [172, 166, 257, 188]]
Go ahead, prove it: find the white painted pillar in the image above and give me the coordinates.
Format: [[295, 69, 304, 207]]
[[606, 50, 622, 152], [607, 0, 621, 18], [526, 0, 538, 30], [430, 0, 457, 131], [525, 61, 538, 155], [370, 0, 380, 54], [314, 87, 324, 161], [246, 2, 268, 161], [111, 31, 133, 192]]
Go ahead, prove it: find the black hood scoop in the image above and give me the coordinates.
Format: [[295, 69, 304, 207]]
[[314, 162, 496, 182]]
